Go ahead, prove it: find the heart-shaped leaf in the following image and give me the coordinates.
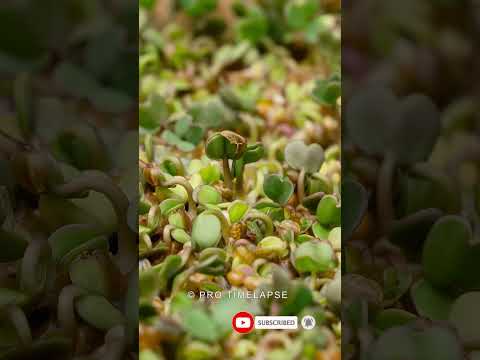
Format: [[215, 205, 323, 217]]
[[346, 87, 398, 157], [263, 174, 294, 205], [285, 140, 324, 173], [316, 195, 341, 227], [346, 87, 440, 164]]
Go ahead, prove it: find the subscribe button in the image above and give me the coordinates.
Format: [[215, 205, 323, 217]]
[[232, 312, 298, 332], [255, 316, 298, 330]]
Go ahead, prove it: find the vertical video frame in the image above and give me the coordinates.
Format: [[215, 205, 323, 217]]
[[139, 0, 341, 359]]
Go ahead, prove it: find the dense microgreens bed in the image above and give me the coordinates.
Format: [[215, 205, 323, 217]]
[[139, 1, 341, 359]]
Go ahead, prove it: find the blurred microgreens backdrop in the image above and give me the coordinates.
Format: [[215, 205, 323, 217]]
[[0, 1, 138, 359], [343, 0, 480, 359], [139, 0, 341, 359]]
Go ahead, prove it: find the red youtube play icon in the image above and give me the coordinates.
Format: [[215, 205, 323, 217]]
[[232, 312, 254, 333]]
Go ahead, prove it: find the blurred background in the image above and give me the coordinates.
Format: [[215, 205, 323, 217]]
[[343, 1, 480, 359], [0, 1, 138, 359]]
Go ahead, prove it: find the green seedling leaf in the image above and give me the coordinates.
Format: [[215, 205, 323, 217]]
[[285, 140, 324, 173], [160, 198, 185, 216], [256, 236, 288, 259], [328, 227, 341, 251], [190, 98, 235, 129], [346, 87, 399, 157], [75, 295, 125, 331], [285, 0, 319, 30], [280, 284, 314, 315], [399, 165, 460, 216], [296, 234, 315, 244], [293, 240, 336, 274], [197, 248, 227, 275], [69, 254, 114, 298], [313, 74, 341, 106], [158, 255, 183, 292], [191, 213, 222, 249], [162, 130, 196, 152], [171, 229, 191, 244], [39, 195, 94, 231], [243, 143, 265, 164], [140, 0, 156, 9], [390, 94, 441, 164], [411, 279, 453, 321], [389, 208, 443, 252], [236, 11, 269, 44], [182, 308, 220, 343], [316, 195, 340, 227], [382, 266, 412, 306], [199, 164, 221, 184], [48, 224, 106, 264], [195, 185, 222, 205], [263, 174, 294, 205], [346, 87, 440, 164], [422, 216, 471, 289], [139, 267, 158, 300], [72, 190, 118, 234], [180, 0, 218, 17], [312, 222, 329, 240], [228, 200, 249, 223], [140, 95, 169, 133]]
